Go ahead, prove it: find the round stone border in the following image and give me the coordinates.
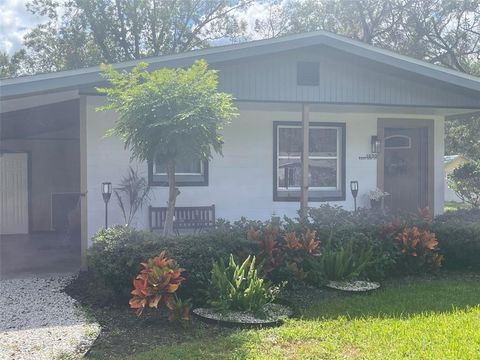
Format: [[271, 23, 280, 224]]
[[326, 280, 381, 292], [193, 303, 293, 328]]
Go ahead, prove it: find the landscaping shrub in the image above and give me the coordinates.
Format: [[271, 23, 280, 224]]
[[207, 254, 280, 312], [85, 206, 480, 311], [393, 226, 443, 273], [129, 251, 189, 320], [432, 209, 480, 270], [246, 225, 322, 286], [88, 224, 247, 305], [88, 226, 161, 302], [311, 234, 374, 281]]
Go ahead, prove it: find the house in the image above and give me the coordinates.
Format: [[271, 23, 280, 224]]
[[444, 155, 469, 202], [1, 30, 480, 273]]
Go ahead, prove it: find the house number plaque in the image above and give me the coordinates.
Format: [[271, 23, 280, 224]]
[[358, 154, 378, 160]]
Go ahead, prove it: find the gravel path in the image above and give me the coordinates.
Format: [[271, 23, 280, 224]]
[[0, 274, 100, 360]]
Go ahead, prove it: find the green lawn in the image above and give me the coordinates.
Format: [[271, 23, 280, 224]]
[[131, 274, 480, 360], [444, 201, 470, 212]]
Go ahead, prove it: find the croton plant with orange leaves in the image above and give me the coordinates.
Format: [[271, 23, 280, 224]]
[[129, 251, 191, 320], [395, 226, 443, 269], [396, 226, 438, 257], [284, 229, 321, 255], [247, 226, 321, 282]]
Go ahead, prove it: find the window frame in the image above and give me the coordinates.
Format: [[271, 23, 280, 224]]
[[273, 121, 346, 202], [148, 157, 209, 187], [154, 158, 204, 176]]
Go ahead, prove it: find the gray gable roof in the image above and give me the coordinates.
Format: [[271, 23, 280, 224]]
[[1, 30, 480, 100]]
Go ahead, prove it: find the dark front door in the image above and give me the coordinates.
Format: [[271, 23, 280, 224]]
[[383, 127, 428, 213]]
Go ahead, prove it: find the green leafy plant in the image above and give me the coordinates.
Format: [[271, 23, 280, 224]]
[[168, 297, 192, 322], [207, 255, 279, 312], [316, 236, 374, 281], [114, 167, 151, 226]]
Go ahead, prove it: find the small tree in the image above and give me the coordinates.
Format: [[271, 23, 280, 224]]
[[97, 60, 237, 235], [448, 161, 480, 208]]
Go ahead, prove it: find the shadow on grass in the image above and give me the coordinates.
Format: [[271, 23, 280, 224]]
[[130, 332, 255, 360], [297, 272, 480, 321]]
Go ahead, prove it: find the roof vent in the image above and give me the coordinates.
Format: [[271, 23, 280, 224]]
[[297, 61, 319, 86]]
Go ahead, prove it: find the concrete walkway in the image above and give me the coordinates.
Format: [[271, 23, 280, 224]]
[[0, 274, 99, 360], [0, 233, 81, 279]]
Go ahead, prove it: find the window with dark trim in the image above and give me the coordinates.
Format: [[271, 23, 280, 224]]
[[148, 153, 208, 186], [273, 121, 346, 201], [297, 61, 320, 86]]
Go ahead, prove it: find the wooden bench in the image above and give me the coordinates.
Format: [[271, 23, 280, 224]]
[[149, 205, 215, 233]]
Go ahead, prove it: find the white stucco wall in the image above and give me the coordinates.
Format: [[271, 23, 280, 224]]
[[85, 96, 445, 241]]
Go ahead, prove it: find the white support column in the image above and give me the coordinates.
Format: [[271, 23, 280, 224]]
[[79, 95, 88, 270], [300, 103, 310, 216]]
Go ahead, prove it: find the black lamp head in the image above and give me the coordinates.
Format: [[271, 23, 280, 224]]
[[350, 180, 359, 197], [371, 136, 380, 154], [102, 182, 112, 202]]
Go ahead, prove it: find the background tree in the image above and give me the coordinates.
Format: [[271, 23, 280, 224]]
[[12, 0, 250, 75], [446, 113, 480, 159], [97, 60, 237, 235], [0, 50, 27, 78], [5, 0, 480, 158], [448, 161, 480, 207], [250, 0, 480, 158]]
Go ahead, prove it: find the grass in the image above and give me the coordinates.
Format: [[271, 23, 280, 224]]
[[131, 274, 480, 360], [444, 201, 470, 212]]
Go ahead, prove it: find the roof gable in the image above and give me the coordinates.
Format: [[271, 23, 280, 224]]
[[1, 30, 480, 101]]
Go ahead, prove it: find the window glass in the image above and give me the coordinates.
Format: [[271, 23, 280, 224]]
[[278, 158, 301, 188], [309, 159, 337, 187], [155, 154, 202, 175], [276, 124, 342, 193], [278, 127, 302, 156], [309, 128, 337, 156], [384, 135, 411, 149]]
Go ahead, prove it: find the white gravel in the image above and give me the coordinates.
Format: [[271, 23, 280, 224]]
[[326, 280, 381, 292], [193, 303, 293, 325], [0, 274, 100, 360]]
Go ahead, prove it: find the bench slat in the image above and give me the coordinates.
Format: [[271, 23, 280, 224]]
[[149, 205, 215, 231]]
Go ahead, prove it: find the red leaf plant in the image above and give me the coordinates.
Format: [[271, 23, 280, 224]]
[[395, 226, 439, 257], [417, 207, 433, 223], [284, 229, 321, 256], [129, 250, 188, 319], [247, 226, 281, 275]]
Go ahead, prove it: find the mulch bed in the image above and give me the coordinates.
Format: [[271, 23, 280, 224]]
[[64, 271, 231, 359]]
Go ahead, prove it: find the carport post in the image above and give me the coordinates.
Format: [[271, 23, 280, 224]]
[[300, 103, 309, 217], [79, 95, 88, 271]]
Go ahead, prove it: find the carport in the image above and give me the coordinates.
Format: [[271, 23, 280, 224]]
[[0, 97, 82, 277]]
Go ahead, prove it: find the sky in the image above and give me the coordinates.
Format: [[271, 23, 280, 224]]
[[0, 0, 48, 55], [0, 0, 277, 56]]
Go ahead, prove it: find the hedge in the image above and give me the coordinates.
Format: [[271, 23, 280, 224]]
[[86, 206, 480, 307]]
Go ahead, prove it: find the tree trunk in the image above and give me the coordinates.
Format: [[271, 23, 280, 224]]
[[163, 159, 179, 236]]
